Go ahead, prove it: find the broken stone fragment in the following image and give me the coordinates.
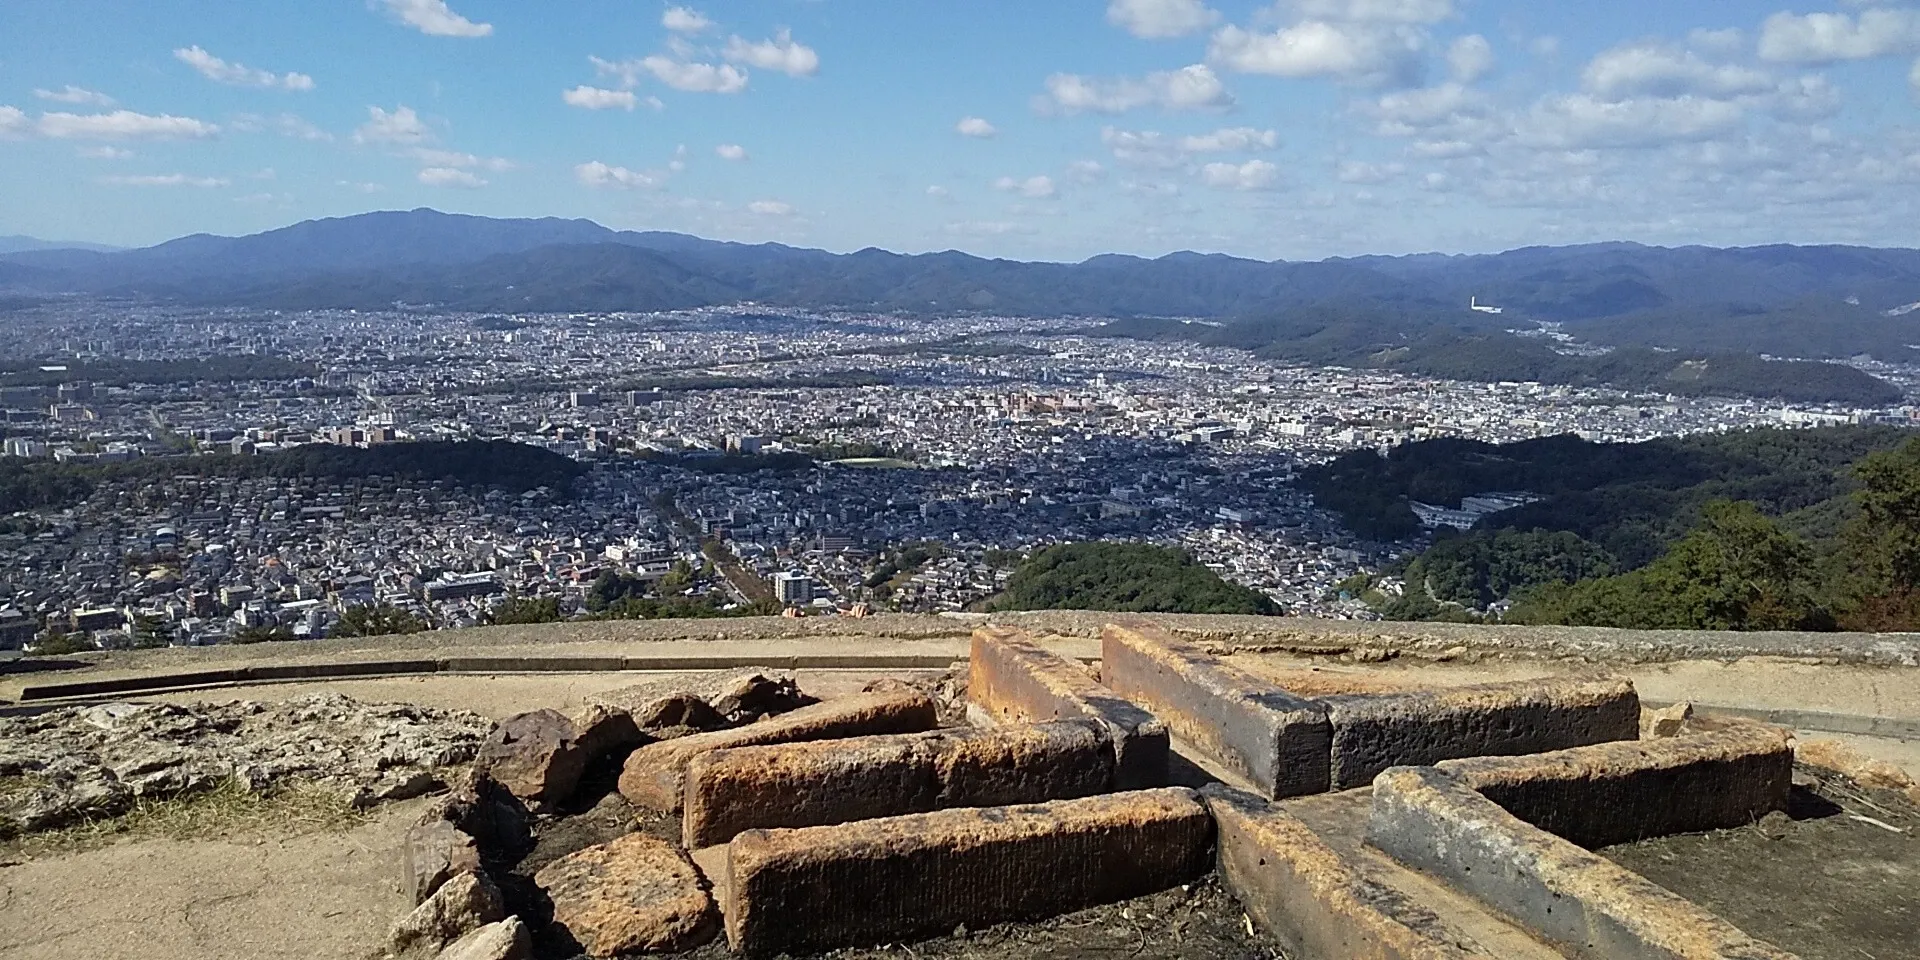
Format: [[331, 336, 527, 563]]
[[707, 673, 810, 725], [433, 917, 532, 960], [1643, 701, 1694, 738], [403, 819, 482, 905], [391, 871, 506, 955], [570, 704, 645, 764], [477, 710, 587, 809], [629, 694, 725, 737], [534, 833, 719, 956], [1797, 738, 1918, 795]]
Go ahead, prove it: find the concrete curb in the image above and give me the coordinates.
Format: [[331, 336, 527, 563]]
[[12, 654, 968, 702]]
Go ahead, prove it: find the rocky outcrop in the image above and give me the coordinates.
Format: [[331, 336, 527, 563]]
[[0, 694, 493, 835], [434, 918, 532, 960], [534, 833, 719, 956]]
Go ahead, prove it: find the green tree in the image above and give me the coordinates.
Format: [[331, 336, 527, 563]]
[[27, 631, 92, 656], [130, 614, 174, 649], [232, 625, 296, 644], [987, 543, 1281, 616], [1837, 439, 1920, 629], [1509, 501, 1829, 631], [332, 603, 429, 638], [486, 596, 562, 625]]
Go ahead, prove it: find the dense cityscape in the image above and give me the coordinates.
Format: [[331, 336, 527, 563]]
[[2, 299, 1909, 652]]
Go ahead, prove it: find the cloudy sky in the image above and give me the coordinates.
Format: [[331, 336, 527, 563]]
[[3, 0, 1919, 260]]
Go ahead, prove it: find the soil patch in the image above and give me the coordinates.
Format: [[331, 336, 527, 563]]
[[1602, 768, 1920, 960]]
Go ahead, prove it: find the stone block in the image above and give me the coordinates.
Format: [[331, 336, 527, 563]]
[[391, 871, 506, 955], [1369, 767, 1797, 960], [618, 689, 938, 812], [476, 709, 586, 809], [434, 918, 531, 960], [534, 832, 719, 956], [1322, 677, 1640, 790], [724, 787, 1214, 957], [1202, 785, 1493, 959], [1437, 724, 1793, 848], [568, 704, 644, 767], [403, 819, 481, 905], [1100, 623, 1331, 798], [969, 626, 1169, 789], [683, 720, 1112, 847]]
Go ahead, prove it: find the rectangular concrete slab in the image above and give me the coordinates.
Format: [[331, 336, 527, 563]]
[[1322, 677, 1640, 790], [1102, 623, 1331, 798], [1204, 785, 1511, 959], [617, 689, 938, 812], [1437, 724, 1794, 848], [724, 787, 1214, 957], [1369, 767, 1799, 960], [969, 626, 1169, 789], [682, 720, 1113, 847]]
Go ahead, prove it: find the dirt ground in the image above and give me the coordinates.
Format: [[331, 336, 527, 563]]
[[1602, 771, 1920, 960], [0, 799, 423, 960]]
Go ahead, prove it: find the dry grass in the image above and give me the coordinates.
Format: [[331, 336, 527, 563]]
[[0, 778, 374, 862]]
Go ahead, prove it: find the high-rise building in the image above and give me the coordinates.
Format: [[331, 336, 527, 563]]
[[773, 571, 814, 607]]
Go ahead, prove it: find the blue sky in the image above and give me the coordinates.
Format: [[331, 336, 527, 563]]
[[3, 0, 1919, 260]]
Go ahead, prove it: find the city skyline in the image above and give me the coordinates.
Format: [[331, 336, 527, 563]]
[[4, 1, 1920, 259]]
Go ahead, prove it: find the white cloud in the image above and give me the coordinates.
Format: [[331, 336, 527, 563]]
[[33, 86, 115, 106], [1689, 28, 1746, 57], [1759, 8, 1920, 64], [1519, 93, 1746, 150], [77, 145, 133, 159], [944, 220, 1038, 237], [1913, 58, 1920, 100], [353, 105, 428, 144], [563, 85, 638, 110], [747, 200, 796, 216], [1336, 159, 1403, 183], [1200, 158, 1279, 190], [378, 0, 492, 38], [232, 112, 332, 141], [101, 173, 229, 188], [408, 148, 513, 171], [662, 6, 714, 33], [640, 56, 749, 93], [956, 116, 998, 138], [1583, 43, 1774, 100], [1041, 64, 1234, 114], [994, 175, 1058, 198], [1289, 0, 1455, 24], [1209, 20, 1425, 84], [1107, 0, 1219, 39], [418, 167, 486, 188], [716, 143, 748, 161], [724, 30, 820, 78], [37, 110, 219, 141], [1181, 126, 1279, 151], [1367, 82, 1492, 137], [926, 185, 950, 199], [0, 106, 28, 139], [173, 46, 314, 90], [1068, 159, 1108, 182], [338, 180, 385, 194], [1448, 34, 1493, 83], [575, 160, 662, 189]]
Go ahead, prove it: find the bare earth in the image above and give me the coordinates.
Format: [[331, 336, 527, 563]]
[[0, 799, 425, 960]]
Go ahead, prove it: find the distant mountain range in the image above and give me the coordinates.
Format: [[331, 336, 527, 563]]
[[0, 235, 124, 255], [3, 209, 1919, 402]]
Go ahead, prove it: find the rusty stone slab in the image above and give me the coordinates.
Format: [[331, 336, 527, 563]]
[[617, 689, 938, 812], [968, 626, 1168, 789], [534, 832, 720, 956], [682, 720, 1112, 847], [1101, 623, 1331, 798], [1322, 676, 1641, 790], [723, 787, 1214, 957], [1436, 724, 1793, 848], [1203, 785, 1499, 959], [1369, 767, 1799, 960]]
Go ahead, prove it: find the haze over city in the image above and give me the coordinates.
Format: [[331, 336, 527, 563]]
[[6, 0, 1920, 258]]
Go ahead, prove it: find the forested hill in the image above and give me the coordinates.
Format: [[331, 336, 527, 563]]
[[986, 543, 1280, 616], [1308, 426, 1920, 633], [7, 210, 1920, 364]]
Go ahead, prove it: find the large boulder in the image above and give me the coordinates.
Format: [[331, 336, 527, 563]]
[[477, 710, 586, 809], [434, 917, 532, 960], [391, 871, 505, 955], [534, 833, 719, 956], [403, 818, 482, 905]]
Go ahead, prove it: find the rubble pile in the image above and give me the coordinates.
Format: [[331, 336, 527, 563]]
[[0, 693, 494, 834]]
